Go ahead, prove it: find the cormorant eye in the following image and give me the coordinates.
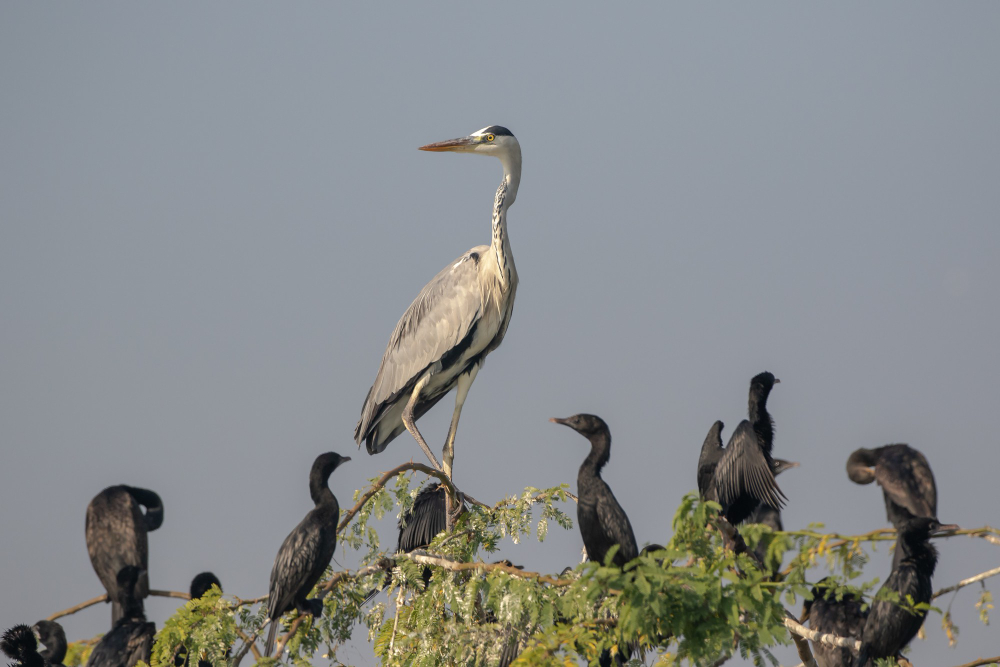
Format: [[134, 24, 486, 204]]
[[486, 134, 495, 142]]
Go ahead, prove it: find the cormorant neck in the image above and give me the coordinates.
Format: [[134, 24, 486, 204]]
[[748, 390, 774, 454], [119, 595, 145, 623], [39, 638, 66, 664], [309, 473, 335, 507], [580, 430, 611, 477], [125, 486, 163, 531], [899, 532, 938, 575], [846, 449, 877, 484]]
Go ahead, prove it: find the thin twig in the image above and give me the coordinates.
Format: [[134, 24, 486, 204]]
[[46, 589, 189, 621], [233, 628, 261, 661], [950, 657, 1000, 667], [407, 551, 575, 586], [934, 565, 1000, 599], [273, 613, 309, 659]]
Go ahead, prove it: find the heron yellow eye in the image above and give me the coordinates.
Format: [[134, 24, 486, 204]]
[[486, 134, 495, 142]]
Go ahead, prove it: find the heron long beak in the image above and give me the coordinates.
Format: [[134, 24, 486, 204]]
[[419, 136, 478, 152]]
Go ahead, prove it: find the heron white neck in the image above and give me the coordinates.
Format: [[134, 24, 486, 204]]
[[491, 146, 520, 290]]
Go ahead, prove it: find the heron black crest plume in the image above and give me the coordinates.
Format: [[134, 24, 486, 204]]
[[355, 126, 521, 482]]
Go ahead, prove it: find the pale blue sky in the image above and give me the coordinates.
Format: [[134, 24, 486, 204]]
[[2, 3, 998, 665]]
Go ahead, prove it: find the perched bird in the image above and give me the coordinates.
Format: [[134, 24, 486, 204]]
[[174, 573, 224, 667], [264, 452, 351, 657], [363, 482, 462, 605], [551, 414, 638, 567], [846, 444, 937, 528], [355, 126, 522, 480], [85, 485, 163, 624], [746, 458, 799, 571], [189, 572, 222, 600], [87, 566, 156, 667], [2, 625, 44, 667], [802, 579, 867, 667], [854, 517, 957, 667], [847, 444, 938, 568], [698, 372, 786, 527], [31, 620, 67, 667]]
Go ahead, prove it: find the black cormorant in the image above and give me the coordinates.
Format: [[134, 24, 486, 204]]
[[264, 452, 351, 657], [698, 372, 786, 527], [853, 517, 957, 667], [551, 414, 638, 567], [85, 485, 163, 624], [2, 625, 44, 667], [802, 578, 867, 667], [86, 566, 156, 667], [173, 573, 223, 667], [31, 620, 67, 667], [846, 444, 936, 529]]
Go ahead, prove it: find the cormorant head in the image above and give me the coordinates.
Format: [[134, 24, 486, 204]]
[[749, 372, 779, 396], [550, 413, 610, 439], [845, 448, 877, 484], [31, 621, 66, 664], [189, 572, 222, 600], [901, 517, 959, 544], [419, 125, 518, 158], [309, 452, 351, 504], [771, 459, 800, 476]]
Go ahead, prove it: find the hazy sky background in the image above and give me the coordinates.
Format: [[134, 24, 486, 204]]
[[2, 4, 998, 665]]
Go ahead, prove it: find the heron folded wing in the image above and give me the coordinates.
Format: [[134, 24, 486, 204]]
[[715, 420, 786, 512], [355, 248, 487, 442]]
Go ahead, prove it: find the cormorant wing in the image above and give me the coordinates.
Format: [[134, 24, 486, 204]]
[[596, 485, 639, 565], [714, 420, 786, 511], [355, 248, 487, 445], [268, 517, 325, 619], [875, 447, 936, 519], [697, 421, 725, 498], [123, 622, 154, 667], [398, 485, 448, 553]]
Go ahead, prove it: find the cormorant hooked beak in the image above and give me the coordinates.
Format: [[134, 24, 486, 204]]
[[933, 522, 960, 535], [549, 417, 569, 426], [419, 136, 479, 153], [774, 378, 781, 384]]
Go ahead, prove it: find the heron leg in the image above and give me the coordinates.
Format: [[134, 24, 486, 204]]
[[442, 364, 479, 479], [402, 371, 443, 471]]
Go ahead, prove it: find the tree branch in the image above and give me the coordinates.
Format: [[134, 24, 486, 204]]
[[934, 565, 1000, 599], [46, 589, 189, 621], [950, 657, 1000, 667], [782, 612, 861, 651]]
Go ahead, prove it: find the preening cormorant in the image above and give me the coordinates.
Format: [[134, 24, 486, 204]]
[[31, 620, 67, 667], [87, 566, 156, 667], [85, 485, 163, 624], [2, 625, 44, 667], [264, 452, 351, 657], [802, 579, 867, 667], [698, 372, 786, 526], [853, 517, 957, 667], [551, 414, 638, 567], [846, 444, 937, 528]]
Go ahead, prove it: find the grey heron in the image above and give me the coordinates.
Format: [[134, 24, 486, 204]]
[[354, 125, 521, 481]]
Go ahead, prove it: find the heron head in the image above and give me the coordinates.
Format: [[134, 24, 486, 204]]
[[419, 125, 518, 156]]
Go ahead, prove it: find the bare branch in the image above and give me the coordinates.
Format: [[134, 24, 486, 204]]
[[950, 657, 1000, 667], [782, 612, 861, 651], [407, 551, 575, 586], [934, 565, 1000, 599], [46, 589, 189, 621]]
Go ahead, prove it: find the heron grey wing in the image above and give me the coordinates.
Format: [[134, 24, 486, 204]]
[[268, 518, 324, 619], [874, 447, 936, 519], [356, 249, 486, 439], [715, 420, 786, 511], [596, 487, 639, 565]]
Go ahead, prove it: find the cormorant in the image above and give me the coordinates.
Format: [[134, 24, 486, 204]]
[[87, 566, 156, 667], [551, 414, 638, 568], [802, 578, 867, 667], [31, 621, 67, 667], [363, 481, 464, 605], [264, 452, 351, 657], [854, 517, 957, 667], [846, 444, 936, 528], [698, 372, 786, 526], [2, 625, 44, 667], [85, 485, 163, 624], [174, 573, 223, 667]]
